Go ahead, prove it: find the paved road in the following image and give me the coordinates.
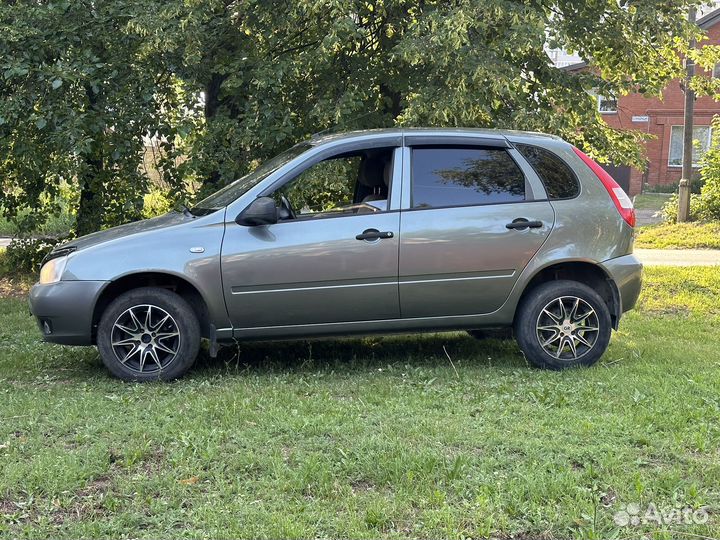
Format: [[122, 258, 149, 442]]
[[635, 248, 720, 266], [635, 209, 663, 227]]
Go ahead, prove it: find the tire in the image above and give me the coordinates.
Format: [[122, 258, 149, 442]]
[[97, 287, 200, 381], [514, 280, 611, 370], [466, 328, 513, 340]]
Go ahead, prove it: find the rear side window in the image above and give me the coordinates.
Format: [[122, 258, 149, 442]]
[[411, 147, 525, 208], [515, 143, 580, 199]]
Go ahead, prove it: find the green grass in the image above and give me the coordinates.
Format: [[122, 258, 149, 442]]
[[635, 221, 720, 250], [632, 193, 672, 212], [2, 267, 720, 539]]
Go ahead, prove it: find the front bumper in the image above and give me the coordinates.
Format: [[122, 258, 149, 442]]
[[28, 280, 108, 345], [601, 253, 643, 314]]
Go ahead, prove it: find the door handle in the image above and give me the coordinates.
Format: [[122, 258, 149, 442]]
[[506, 219, 543, 230], [356, 229, 394, 241]]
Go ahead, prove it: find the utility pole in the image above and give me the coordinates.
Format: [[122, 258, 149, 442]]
[[678, 6, 697, 222]]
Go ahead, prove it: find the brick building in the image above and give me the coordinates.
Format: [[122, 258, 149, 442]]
[[563, 8, 720, 196]]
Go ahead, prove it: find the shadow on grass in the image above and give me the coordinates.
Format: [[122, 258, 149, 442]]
[[191, 331, 527, 377]]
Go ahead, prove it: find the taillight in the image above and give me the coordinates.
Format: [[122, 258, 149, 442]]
[[572, 147, 636, 228]]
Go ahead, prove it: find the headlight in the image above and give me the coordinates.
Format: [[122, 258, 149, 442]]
[[39, 255, 68, 284]]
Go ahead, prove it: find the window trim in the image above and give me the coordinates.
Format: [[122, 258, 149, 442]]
[[261, 145, 402, 222], [404, 135, 509, 148], [667, 124, 712, 168], [512, 143, 582, 201], [597, 94, 618, 114], [407, 145, 531, 211], [268, 207, 402, 226]]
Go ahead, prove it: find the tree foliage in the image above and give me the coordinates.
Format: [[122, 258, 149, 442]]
[[0, 0, 709, 235], [0, 0, 182, 235]]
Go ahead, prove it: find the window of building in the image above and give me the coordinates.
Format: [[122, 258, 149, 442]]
[[410, 147, 525, 208], [515, 144, 580, 199], [668, 125, 712, 167], [713, 63, 720, 78], [597, 94, 617, 114]]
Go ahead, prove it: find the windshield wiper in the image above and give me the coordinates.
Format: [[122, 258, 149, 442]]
[[174, 202, 195, 218]]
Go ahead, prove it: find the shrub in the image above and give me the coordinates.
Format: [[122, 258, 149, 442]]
[[142, 189, 173, 219], [696, 121, 720, 220], [660, 193, 703, 223], [4, 237, 67, 275], [697, 179, 720, 220], [644, 174, 704, 194]]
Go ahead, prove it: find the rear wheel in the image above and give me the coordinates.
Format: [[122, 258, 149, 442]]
[[97, 287, 200, 381], [514, 280, 611, 370]]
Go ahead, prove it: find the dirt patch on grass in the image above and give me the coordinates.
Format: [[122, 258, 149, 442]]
[[1, 472, 117, 529], [0, 277, 31, 298], [76, 475, 112, 498], [0, 498, 18, 515], [51, 475, 115, 525], [351, 479, 376, 493], [494, 532, 553, 540]]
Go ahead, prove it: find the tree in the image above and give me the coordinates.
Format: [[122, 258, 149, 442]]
[[145, 0, 703, 191], [0, 0, 181, 236], [0, 0, 707, 236]]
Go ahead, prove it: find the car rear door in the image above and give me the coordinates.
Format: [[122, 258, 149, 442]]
[[398, 136, 555, 318]]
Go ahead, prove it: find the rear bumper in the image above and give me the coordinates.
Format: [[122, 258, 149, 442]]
[[28, 280, 108, 345], [601, 253, 643, 314]]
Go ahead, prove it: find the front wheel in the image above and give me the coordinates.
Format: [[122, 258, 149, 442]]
[[514, 280, 611, 370], [97, 287, 200, 381]]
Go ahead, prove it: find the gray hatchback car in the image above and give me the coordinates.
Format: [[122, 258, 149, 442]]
[[30, 128, 642, 381]]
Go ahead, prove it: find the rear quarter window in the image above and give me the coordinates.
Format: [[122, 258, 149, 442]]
[[515, 143, 580, 200], [411, 147, 525, 208]]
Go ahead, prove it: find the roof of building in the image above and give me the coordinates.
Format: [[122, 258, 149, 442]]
[[698, 7, 720, 30], [560, 61, 587, 72]]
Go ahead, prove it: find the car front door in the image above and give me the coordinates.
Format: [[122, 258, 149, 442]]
[[221, 144, 402, 330], [398, 139, 555, 318]]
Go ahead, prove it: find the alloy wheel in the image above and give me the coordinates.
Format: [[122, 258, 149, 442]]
[[110, 304, 180, 373], [535, 296, 599, 360]]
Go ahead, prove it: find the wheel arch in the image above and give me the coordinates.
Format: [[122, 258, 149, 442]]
[[91, 271, 212, 343], [515, 260, 621, 329]]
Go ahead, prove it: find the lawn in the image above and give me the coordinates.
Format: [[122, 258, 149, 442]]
[[1, 268, 720, 539], [632, 193, 672, 212], [635, 221, 720, 250]]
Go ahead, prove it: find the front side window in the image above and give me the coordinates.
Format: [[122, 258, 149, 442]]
[[410, 147, 525, 209], [668, 125, 711, 167], [515, 144, 580, 199], [273, 148, 394, 219]]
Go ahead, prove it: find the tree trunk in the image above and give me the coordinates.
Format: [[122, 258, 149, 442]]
[[202, 72, 227, 193], [75, 85, 105, 237], [75, 154, 104, 237], [380, 83, 403, 120]]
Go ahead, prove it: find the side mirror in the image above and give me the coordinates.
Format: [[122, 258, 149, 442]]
[[235, 197, 278, 226]]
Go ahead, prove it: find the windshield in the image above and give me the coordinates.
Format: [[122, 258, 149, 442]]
[[191, 142, 312, 213]]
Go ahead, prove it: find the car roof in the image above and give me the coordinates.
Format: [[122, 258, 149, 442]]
[[309, 127, 563, 146]]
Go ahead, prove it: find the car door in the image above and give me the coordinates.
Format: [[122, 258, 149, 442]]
[[221, 145, 402, 330], [398, 139, 555, 318]]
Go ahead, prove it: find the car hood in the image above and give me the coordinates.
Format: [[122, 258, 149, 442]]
[[60, 212, 189, 252]]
